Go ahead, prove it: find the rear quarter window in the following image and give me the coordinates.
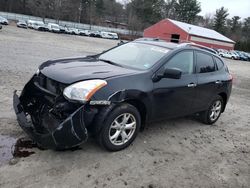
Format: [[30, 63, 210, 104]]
[[196, 52, 216, 73], [214, 57, 224, 70]]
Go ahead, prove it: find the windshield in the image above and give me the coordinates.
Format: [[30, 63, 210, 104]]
[[99, 42, 170, 70]]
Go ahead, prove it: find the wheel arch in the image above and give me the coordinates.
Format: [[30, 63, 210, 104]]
[[92, 98, 148, 134], [124, 99, 147, 129], [218, 92, 227, 112]]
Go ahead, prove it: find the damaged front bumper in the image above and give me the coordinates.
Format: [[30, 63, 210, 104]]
[[13, 76, 95, 150], [13, 91, 88, 149]]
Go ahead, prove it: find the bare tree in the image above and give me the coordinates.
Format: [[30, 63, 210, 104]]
[[28, 0, 50, 21]]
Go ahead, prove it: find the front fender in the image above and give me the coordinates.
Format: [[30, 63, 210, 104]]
[[91, 89, 152, 133]]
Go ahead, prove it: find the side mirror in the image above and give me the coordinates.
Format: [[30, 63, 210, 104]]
[[163, 68, 182, 79], [152, 68, 182, 82]]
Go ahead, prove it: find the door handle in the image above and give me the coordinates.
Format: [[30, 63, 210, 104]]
[[215, 80, 222, 84], [187, 83, 197, 88]]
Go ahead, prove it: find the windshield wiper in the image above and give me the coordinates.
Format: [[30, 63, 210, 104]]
[[99, 59, 124, 68]]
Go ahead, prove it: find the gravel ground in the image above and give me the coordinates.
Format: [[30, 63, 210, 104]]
[[0, 26, 249, 188]]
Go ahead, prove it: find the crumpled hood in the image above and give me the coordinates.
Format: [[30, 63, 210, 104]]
[[39, 57, 139, 84]]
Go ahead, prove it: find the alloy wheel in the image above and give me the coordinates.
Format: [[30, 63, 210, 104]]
[[109, 113, 136, 146], [209, 100, 222, 121]]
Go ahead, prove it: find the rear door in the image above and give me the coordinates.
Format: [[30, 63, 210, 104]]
[[193, 50, 221, 111], [152, 50, 197, 119]]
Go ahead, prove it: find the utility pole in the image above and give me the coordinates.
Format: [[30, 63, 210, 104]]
[[78, 0, 83, 23], [56, 0, 62, 23], [89, 0, 92, 30]]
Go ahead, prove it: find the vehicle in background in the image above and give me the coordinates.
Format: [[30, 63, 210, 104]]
[[246, 53, 250, 61], [100, 31, 113, 39], [17, 20, 28, 29], [47, 23, 60, 33], [59, 26, 66, 33], [79, 29, 90, 36], [229, 51, 240, 60], [33, 22, 49, 31], [242, 52, 250, 61], [71, 28, 80, 35], [235, 51, 249, 61], [218, 50, 233, 59], [65, 28, 78, 35], [101, 32, 119, 40], [64, 27, 72, 34], [27, 20, 43, 29], [109, 32, 119, 40], [27, 20, 34, 29], [89, 30, 102, 38], [0, 16, 8, 25]]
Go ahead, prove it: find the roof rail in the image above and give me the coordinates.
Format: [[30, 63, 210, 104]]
[[135, 37, 165, 42], [177, 42, 218, 55]]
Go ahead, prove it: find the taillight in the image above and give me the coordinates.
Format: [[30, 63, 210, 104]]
[[229, 73, 234, 83]]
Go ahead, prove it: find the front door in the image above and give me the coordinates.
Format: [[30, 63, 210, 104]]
[[152, 50, 197, 120]]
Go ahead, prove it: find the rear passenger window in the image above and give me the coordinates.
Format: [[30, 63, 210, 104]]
[[196, 52, 216, 73], [214, 57, 224, 70]]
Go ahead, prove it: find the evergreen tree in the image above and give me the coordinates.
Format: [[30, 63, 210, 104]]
[[213, 7, 229, 34], [231, 16, 241, 33], [174, 0, 201, 24], [128, 0, 165, 27]]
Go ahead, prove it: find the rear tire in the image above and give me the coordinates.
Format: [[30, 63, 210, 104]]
[[97, 103, 141, 151], [200, 96, 223, 125]]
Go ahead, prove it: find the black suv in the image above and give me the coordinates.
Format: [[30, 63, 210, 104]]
[[13, 40, 232, 151]]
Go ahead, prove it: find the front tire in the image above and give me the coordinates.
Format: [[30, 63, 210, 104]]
[[97, 103, 141, 151], [200, 96, 223, 125]]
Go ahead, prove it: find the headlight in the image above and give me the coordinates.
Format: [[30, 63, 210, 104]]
[[63, 80, 107, 103], [36, 69, 40, 75]]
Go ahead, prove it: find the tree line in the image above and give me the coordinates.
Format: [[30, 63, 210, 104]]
[[0, 0, 249, 51]]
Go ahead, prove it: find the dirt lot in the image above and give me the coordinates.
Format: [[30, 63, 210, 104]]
[[0, 26, 249, 188]]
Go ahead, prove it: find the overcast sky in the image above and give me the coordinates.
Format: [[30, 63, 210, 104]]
[[198, 0, 250, 19], [118, 0, 250, 19]]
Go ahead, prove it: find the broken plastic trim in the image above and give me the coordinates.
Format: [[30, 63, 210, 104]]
[[13, 91, 88, 150]]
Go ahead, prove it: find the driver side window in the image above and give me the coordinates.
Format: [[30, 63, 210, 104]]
[[164, 51, 194, 75]]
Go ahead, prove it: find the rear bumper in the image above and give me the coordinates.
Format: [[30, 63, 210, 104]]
[[13, 91, 88, 150]]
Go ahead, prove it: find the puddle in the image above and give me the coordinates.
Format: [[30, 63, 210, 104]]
[[0, 135, 37, 166], [12, 138, 36, 158]]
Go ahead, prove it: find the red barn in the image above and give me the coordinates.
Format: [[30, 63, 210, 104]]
[[144, 19, 235, 50]]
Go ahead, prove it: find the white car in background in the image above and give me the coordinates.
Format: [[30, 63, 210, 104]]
[[79, 29, 90, 36], [71, 28, 80, 35], [229, 51, 240, 60], [218, 50, 233, 59], [33, 22, 48, 31], [65, 27, 79, 35], [47, 23, 60, 33], [0, 16, 8, 25], [17, 20, 28, 29], [100, 31, 114, 39], [27, 20, 43, 29], [100, 31, 119, 40], [109, 32, 119, 40]]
